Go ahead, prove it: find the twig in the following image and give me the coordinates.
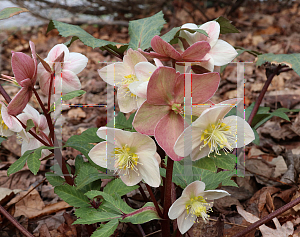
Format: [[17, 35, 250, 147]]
[[208, 218, 247, 228], [0, 205, 34, 237], [144, 229, 161, 237], [138, 183, 149, 202]]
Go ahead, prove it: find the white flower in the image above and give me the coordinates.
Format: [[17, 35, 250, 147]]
[[168, 181, 230, 234], [174, 98, 255, 161], [0, 101, 23, 136], [179, 21, 238, 71], [98, 49, 162, 113], [88, 127, 161, 187]]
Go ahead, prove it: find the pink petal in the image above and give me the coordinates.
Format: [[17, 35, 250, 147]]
[[209, 39, 238, 66], [11, 52, 35, 84], [147, 67, 180, 105], [151, 36, 181, 61], [138, 49, 171, 61], [123, 48, 148, 71], [29, 41, 37, 82], [63, 52, 88, 74], [181, 41, 211, 61], [37, 66, 52, 95], [154, 112, 185, 161], [199, 21, 220, 47], [7, 86, 32, 116], [189, 72, 220, 104], [133, 102, 170, 135], [46, 44, 69, 64], [61, 70, 81, 93]]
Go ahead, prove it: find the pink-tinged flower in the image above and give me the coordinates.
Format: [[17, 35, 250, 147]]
[[174, 98, 255, 161], [0, 101, 21, 136], [98, 49, 161, 113], [17, 105, 50, 156], [37, 44, 88, 95], [7, 41, 37, 116], [168, 181, 229, 234], [133, 66, 220, 161], [88, 127, 161, 187], [138, 35, 211, 62], [179, 21, 238, 71]]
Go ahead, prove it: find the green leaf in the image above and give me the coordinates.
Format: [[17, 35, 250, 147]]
[[201, 170, 236, 190], [54, 184, 90, 207], [192, 157, 216, 172], [47, 20, 121, 49], [65, 36, 79, 47], [252, 128, 260, 146], [160, 27, 181, 43], [212, 152, 236, 170], [103, 178, 138, 198], [91, 219, 119, 237], [0, 7, 29, 20], [50, 163, 72, 176], [74, 207, 121, 224], [121, 202, 161, 224], [215, 16, 240, 34], [75, 155, 84, 176], [25, 119, 35, 132], [0, 136, 7, 145], [128, 11, 166, 50], [107, 112, 136, 132], [27, 150, 42, 175], [45, 172, 65, 186], [7, 150, 31, 176], [48, 90, 86, 113], [257, 53, 300, 76]]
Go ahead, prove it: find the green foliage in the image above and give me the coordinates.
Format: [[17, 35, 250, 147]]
[[47, 20, 121, 49], [128, 11, 166, 50], [91, 219, 119, 237], [106, 112, 136, 132], [45, 172, 65, 186], [215, 16, 240, 34], [103, 178, 138, 198], [49, 90, 86, 113], [25, 119, 35, 132], [0, 136, 7, 146], [54, 184, 90, 207], [0, 7, 29, 20], [74, 207, 121, 224], [257, 53, 300, 76]]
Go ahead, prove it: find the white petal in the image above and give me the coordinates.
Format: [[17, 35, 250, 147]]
[[46, 44, 69, 63], [88, 142, 109, 168], [191, 145, 211, 161], [98, 63, 131, 86], [137, 154, 160, 187], [119, 168, 143, 186], [129, 81, 148, 99], [63, 52, 88, 74], [134, 62, 156, 81], [168, 197, 189, 219], [96, 127, 129, 147], [117, 87, 138, 113], [179, 23, 199, 46], [199, 21, 220, 47], [209, 40, 238, 66], [136, 96, 146, 108], [182, 180, 206, 197], [202, 190, 230, 200], [21, 139, 40, 155], [177, 211, 196, 234]]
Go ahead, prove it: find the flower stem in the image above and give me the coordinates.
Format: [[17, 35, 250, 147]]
[[0, 83, 11, 104], [161, 156, 174, 236], [0, 205, 34, 237], [247, 64, 282, 126], [145, 183, 163, 218], [48, 72, 54, 112], [233, 195, 300, 237]]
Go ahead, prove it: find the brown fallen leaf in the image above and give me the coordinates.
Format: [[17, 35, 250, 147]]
[[237, 206, 294, 237]]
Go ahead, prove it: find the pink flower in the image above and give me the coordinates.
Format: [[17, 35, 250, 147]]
[[133, 66, 220, 161], [37, 44, 88, 95], [179, 21, 238, 71], [138, 35, 211, 62], [0, 101, 23, 135], [7, 41, 37, 115]]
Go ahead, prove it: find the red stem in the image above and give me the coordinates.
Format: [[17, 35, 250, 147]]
[[48, 72, 54, 112], [0, 205, 34, 237], [145, 183, 163, 218], [161, 157, 174, 236], [0, 83, 11, 104]]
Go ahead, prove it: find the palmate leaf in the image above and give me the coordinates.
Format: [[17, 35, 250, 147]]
[[0, 7, 29, 20], [103, 178, 138, 198], [55, 184, 90, 207], [257, 53, 300, 76], [215, 16, 240, 34], [74, 207, 121, 224], [47, 20, 122, 49], [106, 112, 136, 132], [128, 11, 166, 50], [91, 219, 119, 237]]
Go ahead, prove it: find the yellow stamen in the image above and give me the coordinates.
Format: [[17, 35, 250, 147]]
[[185, 195, 212, 223]]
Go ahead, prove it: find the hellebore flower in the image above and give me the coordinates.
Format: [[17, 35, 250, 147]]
[[178, 21, 238, 71], [174, 98, 255, 161], [0, 101, 22, 136], [88, 127, 161, 187], [168, 180, 230, 234], [7, 41, 37, 116], [133, 66, 220, 161], [138, 35, 211, 62], [37, 44, 88, 95], [98, 49, 161, 113], [17, 105, 50, 156]]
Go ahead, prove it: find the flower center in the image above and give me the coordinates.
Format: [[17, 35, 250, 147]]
[[171, 103, 183, 114], [200, 120, 233, 156], [185, 196, 212, 222], [0, 108, 8, 131], [119, 74, 139, 97], [114, 144, 139, 173]]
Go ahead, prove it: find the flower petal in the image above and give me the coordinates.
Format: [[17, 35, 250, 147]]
[[209, 39, 238, 66], [133, 102, 170, 135], [129, 81, 148, 99], [199, 21, 220, 47], [117, 87, 137, 113], [151, 36, 181, 61], [177, 210, 196, 234], [61, 70, 81, 93], [98, 62, 131, 86], [88, 141, 109, 168], [138, 49, 171, 61], [123, 48, 147, 71], [134, 62, 156, 81], [179, 23, 199, 47], [137, 154, 160, 187], [37, 65, 52, 95], [181, 41, 211, 61], [202, 190, 230, 200], [119, 168, 143, 186], [168, 196, 189, 219], [191, 144, 211, 161], [182, 180, 206, 197], [154, 112, 185, 161], [63, 52, 88, 74], [46, 44, 69, 63], [7, 86, 32, 116], [11, 52, 35, 84]]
